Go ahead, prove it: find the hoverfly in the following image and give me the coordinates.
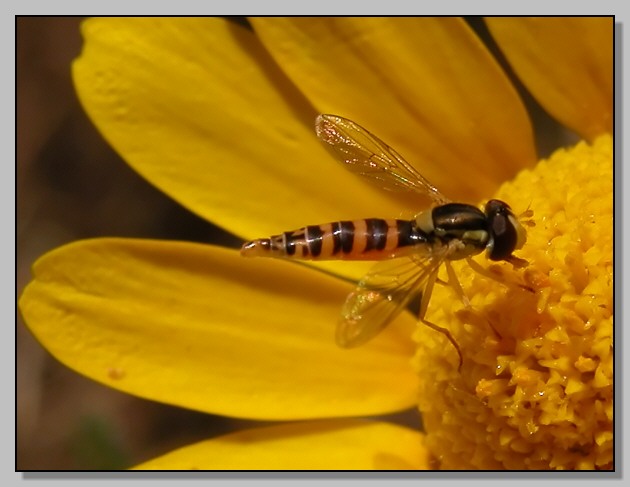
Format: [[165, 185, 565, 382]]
[[241, 114, 529, 369]]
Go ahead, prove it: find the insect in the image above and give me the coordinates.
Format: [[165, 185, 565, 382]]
[[241, 114, 529, 369]]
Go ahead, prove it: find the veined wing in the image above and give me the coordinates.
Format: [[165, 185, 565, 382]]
[[315, 114, 450, 205], [337, 248, 448, 348]]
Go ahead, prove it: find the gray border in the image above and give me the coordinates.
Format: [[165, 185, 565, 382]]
[[613, 18, 624, 481], [11, 8, 627, 486]]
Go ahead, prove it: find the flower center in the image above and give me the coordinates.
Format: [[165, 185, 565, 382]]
[[412, 134, 613, 470]]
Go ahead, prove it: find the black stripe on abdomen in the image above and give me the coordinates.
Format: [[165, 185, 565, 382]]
[[305, 225, 324, 257], [283, 230, 304, 256], [397, 220, 426, 248], [364, 218, 388, 251], [337, 221, 355, 254]]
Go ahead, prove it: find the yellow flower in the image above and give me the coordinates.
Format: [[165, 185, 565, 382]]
[[19, 17, 612, 470], [416, 135, 612, 470]]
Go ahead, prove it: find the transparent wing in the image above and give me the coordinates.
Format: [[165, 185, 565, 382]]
[[336, 247, 449, 348], [315, 114, 450, 205]]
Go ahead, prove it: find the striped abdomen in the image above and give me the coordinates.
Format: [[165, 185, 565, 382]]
[[241, 219, 426, 260]]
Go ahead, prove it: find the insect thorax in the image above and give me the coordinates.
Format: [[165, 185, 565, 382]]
[[415, 203, 490, 261]]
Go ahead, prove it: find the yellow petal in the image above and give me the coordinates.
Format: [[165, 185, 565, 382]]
[[72, 18, 402, 260], [19, 239, 418, 420], [251, 17, 536, 201], [486, 17, 612, 141], [133, 419, 429, 470]]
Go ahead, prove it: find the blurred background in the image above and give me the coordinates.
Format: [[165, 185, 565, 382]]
[[16, 17, 575, 470], [17, 17, 248, 470]]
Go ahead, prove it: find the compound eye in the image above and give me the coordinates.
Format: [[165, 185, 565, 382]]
[[485, 200, 518, 261]]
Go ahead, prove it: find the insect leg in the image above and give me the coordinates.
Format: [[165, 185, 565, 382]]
[[435, 276, 449, 287], [447, 259, 502, 339], [418, 265, 438, 320], [419, 317, 463, 372], [417, 265, 464, 371], [466, 257, 533, 292], [444, 260, 471, 308]]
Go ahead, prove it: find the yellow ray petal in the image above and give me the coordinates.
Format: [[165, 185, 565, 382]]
[[251, 17, 536, 201], [133, 419, 429, 470], [72, 17, 403, 255], [486, 17, 612, 141], [19, 239, 418, 420]]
